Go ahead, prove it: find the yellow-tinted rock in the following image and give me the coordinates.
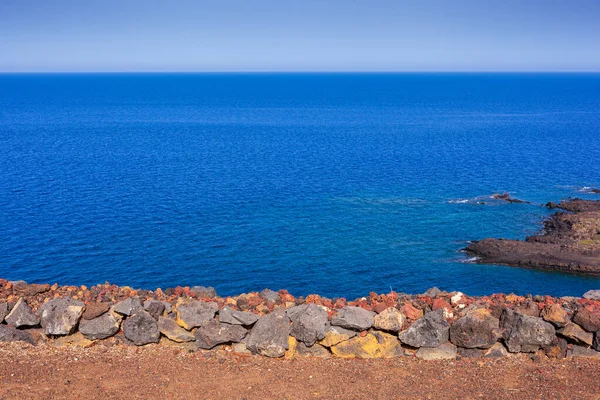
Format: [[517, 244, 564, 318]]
[[285, 336, 297, 359], [319, 327, 356, 347], [330, 332, 402, 359], [54, 332, 93, 348]]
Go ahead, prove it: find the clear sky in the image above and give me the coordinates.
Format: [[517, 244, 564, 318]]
[[1, 0, 599, 72]]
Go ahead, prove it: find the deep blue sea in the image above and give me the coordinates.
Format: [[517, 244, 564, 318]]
[[1, 73, 600, 298]]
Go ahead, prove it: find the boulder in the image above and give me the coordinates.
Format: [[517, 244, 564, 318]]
[[416, 343, 457, 360], [219, 307, 259, 326], [594, 332, 599, 351], [543, 337, 568, 359], [423, 287, 442, 297], [583, 290, 600, 301], [0, 302, 8, 322], [567, 346, 600, 359], [319, 325, 357, 347], [260, 289, 281, 303], [449, 308, 500, 349], [483, 342, 509, 358], [558, 322, 594, 346], [5, 298, 39, 328], [500, 308, 555, 353], [82, 303, 110, 320], [175, 300, 219, 330], [287, 304, 328, 346], [191, 286, 217, 298], [112, 297, 143, 316], [330, 331, 402, 359], [246, 308, 291, 357], [514, 302, 540, 317], [331, 306, 375, 331], [0, 325, 36, 346], [158, 316, 195, 342], [123, 310, 160, 345], [54, 332, 93, 348], [296, 342, 331, 358], [573, 308, 600, 332], [540, 304, 570, 327], [399, 309, 449, 348], [143, 300, 166, 320], [39, 297, 85, 336], [79, 312, 122, 340], [195, 319, 248, 349], [373, 307, 406, 333]]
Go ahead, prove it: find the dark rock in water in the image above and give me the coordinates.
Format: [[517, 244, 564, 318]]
[[260, 289, 281, 304], [5, 298, 40, 328], [573, 308, 600, 332], [176, 300, 219, 330], [0, 302, 8, 323], [548, 198, 600, 213], [219, 307, 259, 326], [583, 290, 600, 301], [40, 297, 85, 336], [123, 310, 161, 345], [492, 192, 530, 204], [82, 303, 110, 320], [195, 319, 248, 349], [143, 300, 165, 320], [500, 308, 555, 353], [191, 286, 217, 298], [158, 316, 195, 343], [246, 308, 291, 357], [450, 308, 501, 349], [399, 309, 450, 348], [287, 303, 328, 346], [0, 325, 36, 346], [331, 306, 376, 331], [113, 297, 144, 316], [79, 312, 122, 340]]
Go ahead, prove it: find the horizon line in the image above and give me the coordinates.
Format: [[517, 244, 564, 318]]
[[1, 70, 600, 75]]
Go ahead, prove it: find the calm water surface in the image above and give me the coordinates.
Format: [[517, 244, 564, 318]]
[[1, 73, 599, 298]]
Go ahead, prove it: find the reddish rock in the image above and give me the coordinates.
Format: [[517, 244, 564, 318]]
[[515, 301, 540, 317], [401, 302, 423, 321], [373, 302, 388, 314], [333, 298, 347, 309], [82, 303, 110, 320], [14, 283, 50, 296], [541, 304, 570, 327], [573, 307, 600, 332]]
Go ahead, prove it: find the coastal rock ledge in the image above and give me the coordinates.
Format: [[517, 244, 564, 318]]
[[466, 198, 600, 275], [1, 279, 599, 360]]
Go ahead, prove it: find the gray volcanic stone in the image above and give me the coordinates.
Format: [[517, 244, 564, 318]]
[[158, 316, 195, 342], [176, 300, 219, 330], [514, 302, 540, 317], [260, 289, 281, 303], [399, 309, 449, 348], [39, 297, 85, 336], [0, 302, 8, 323], [79, 312, 122, 340], [296, 342, 331, 358], [567, 346, 600, 359], [500, 308, 555, 353], [143, 300, 166, 320], [483, 342, 509, 358], [113, 297, 144, 316], [123, 310, 160, 345], [287, 304, 328, 346], [195, 319, 248, 349], [594, 332, 600, 351], [450, 308, 501, 349], [219, 307, 259, 326], [246, 308, 291, 357], [373, 307, 406, 333], [423, 287, 442, 297], [0, 325, 36, 346], [5, 298, 39, 328], [191, 286, 217, 298], [331, 307, 375, 331], [583, 290, 600, 300], [416, 343, 457, 360]]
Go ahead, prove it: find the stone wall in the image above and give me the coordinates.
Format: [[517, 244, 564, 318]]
[[1, 279, 599, 360]]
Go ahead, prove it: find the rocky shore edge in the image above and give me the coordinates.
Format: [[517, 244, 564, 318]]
[[1, 279, 600, 361], [466, 198, 600, 274]]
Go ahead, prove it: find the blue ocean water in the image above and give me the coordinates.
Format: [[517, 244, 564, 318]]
[[1, 73, 600, 298]]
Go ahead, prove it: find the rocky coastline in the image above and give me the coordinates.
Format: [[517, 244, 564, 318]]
[[466, 198, 600, 275], [1, 279, 600, 361]]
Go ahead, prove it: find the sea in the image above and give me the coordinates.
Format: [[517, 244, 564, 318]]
[[1, 73, 599, 299]]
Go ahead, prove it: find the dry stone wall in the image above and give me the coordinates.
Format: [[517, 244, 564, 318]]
[[1, 279, 600, 361]]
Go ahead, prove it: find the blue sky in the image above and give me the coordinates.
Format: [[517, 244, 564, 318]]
[[1, 0, 599, 72]]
